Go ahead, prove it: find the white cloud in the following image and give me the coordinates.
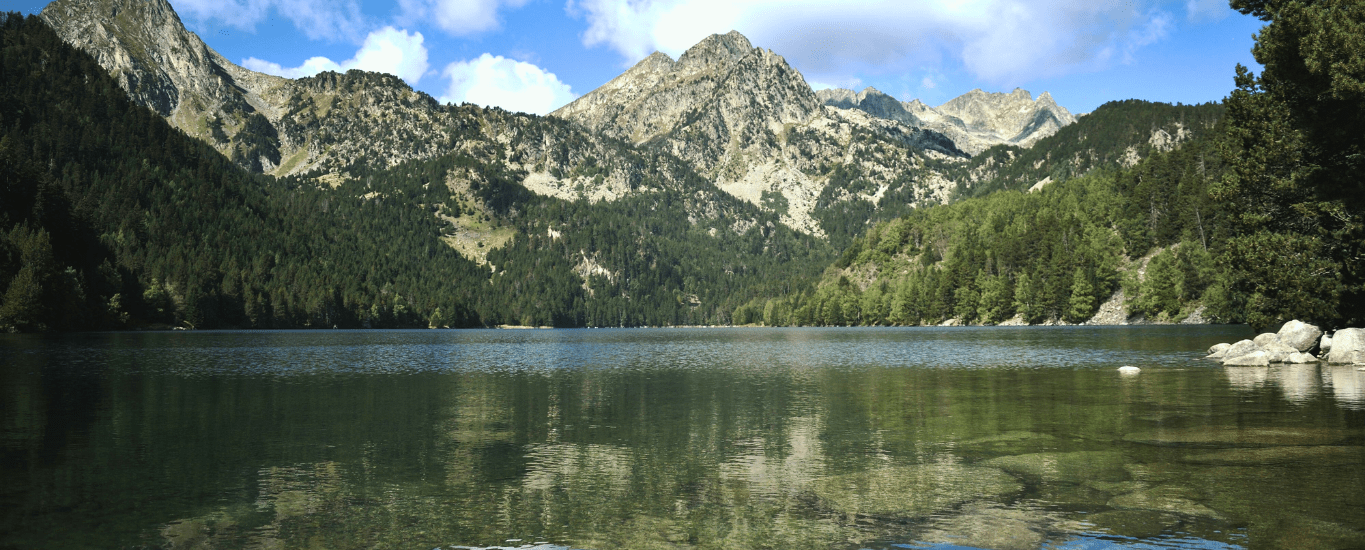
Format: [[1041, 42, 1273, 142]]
[[806, 77, 862, 91], [1186, 0, 1230, 21], [395, 0, 532, 36], [566, 0, 1192, 85], [921, 76, 937, 90], [439, 54, 578, 115], [170, 0, 367, 42], [242, 27, 430, 85]]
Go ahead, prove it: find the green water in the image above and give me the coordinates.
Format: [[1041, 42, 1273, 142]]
[[2, 326, 1362, 550]]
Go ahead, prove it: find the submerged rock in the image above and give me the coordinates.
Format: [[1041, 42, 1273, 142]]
[[913, 504, 1051, 550], [1119, 366, 1140, 375], [1081, 510, 1179, 539], [1124, 427, 1352, 447], [1107, 485, 1224, 520], [1277, 320, 1323, 352], [1181, 446, 1364, 466], [810, 464, 1022, 520], [983, 451, 1129, 484]]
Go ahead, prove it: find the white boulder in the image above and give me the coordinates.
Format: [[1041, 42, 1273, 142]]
[[1276, 320, 1322, 352], [1224, 351, 1270, 367], [1327, 328, 1364, 365]]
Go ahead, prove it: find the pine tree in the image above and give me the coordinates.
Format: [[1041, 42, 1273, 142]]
[[1066, 268, 1095, 323], [1217, 0, 1365, 329]]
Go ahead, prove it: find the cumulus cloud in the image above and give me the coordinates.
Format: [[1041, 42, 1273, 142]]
[[567, 0, 1190, 85], [242, 26, 430, 84], [439, 54, 578, 115], [170, 0, 367, 42], [395, 0, 532, 36]]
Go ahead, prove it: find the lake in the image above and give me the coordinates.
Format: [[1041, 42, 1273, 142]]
[[2, 326, 1363, 550]]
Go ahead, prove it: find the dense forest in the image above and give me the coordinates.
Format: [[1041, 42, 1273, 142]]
[[752, 0, 1365, 331], [0, 13, 831, 330], [739, 116, 1233, 327]]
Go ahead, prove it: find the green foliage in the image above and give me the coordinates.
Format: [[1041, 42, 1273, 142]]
[[0, 13, 487, 330], [1217, 0, 1365, 329], [785, 124, 1232, 326]]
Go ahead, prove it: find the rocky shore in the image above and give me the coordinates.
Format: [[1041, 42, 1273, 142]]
[[1206, 320, 1365, 366]]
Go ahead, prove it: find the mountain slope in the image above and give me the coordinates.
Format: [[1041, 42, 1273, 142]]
[[0, 12, 490, 330], [754, 103, 1231, 327]]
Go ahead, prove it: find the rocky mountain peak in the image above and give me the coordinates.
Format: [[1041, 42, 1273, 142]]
[[819, 85, 1076, 154], [677, 30, 754, 70]]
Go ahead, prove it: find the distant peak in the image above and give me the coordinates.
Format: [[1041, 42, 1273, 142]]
[[678, 30, 755, 67], [1011, 88, 1032, 100]]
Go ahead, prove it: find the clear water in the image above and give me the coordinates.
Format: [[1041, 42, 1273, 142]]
[[2, 326, 1362, 550]]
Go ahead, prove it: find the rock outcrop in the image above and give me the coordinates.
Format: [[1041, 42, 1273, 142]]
[[817, 87, 1077, 155], [1209, 320, 1334, 365]]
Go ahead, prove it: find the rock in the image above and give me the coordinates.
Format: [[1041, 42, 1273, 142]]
[[1222, 339, 1259, 360], [1124, 427, 1352, 447], [1107, 485, 1224, 520], [982, 451, 1129, 484], [1262, 341, 1300, 363], [1327, 328, 1365, 365], [1286, 352, 1319, 364], [1276, 320, 1322, 352], [1119, 366, 1140, 375], [1322, 334, 1333, 353], [1206, 342, 1231, 358], [1181, 446, 1364, 466], [915, 504, 1052, 550], [1222, 350, 1269, 366], [810, 464, 1022, 520], [1253, 332, 1282, 347]]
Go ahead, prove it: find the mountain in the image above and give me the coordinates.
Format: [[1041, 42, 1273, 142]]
[[2, 10, 834, 330], [817, 87, 1077, 155], [751, 100, 1231, 328], [553, 31, 966, 237]]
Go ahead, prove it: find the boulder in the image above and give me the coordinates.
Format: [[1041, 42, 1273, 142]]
[[1262, 342, 1300, 363], [1253, 333, 1282, 347], [1327, 328, 1365, 365], [1322, 334, 1333, 354], [1285, 352, 1318, 364], [1223, 351, 1270, 366], [1277, 320, 1322, 352], [1223, 339, 1259, 360], [1206, 343, 1231, 359]]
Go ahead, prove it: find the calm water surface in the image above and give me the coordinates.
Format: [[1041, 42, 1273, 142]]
[[2, 326, 1363, 550]]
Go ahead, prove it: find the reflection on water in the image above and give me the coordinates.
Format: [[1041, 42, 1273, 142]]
[[1225, 362, 1365, 409], [2, 327, 1363, 550]]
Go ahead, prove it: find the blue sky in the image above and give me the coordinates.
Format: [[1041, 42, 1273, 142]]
[[10, 0, 1265, 116]]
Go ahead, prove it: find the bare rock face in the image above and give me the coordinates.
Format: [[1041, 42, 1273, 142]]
[[40, 0, 471, 177], [553, 31, 967, 235], [816, 87, 1077, 155]]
